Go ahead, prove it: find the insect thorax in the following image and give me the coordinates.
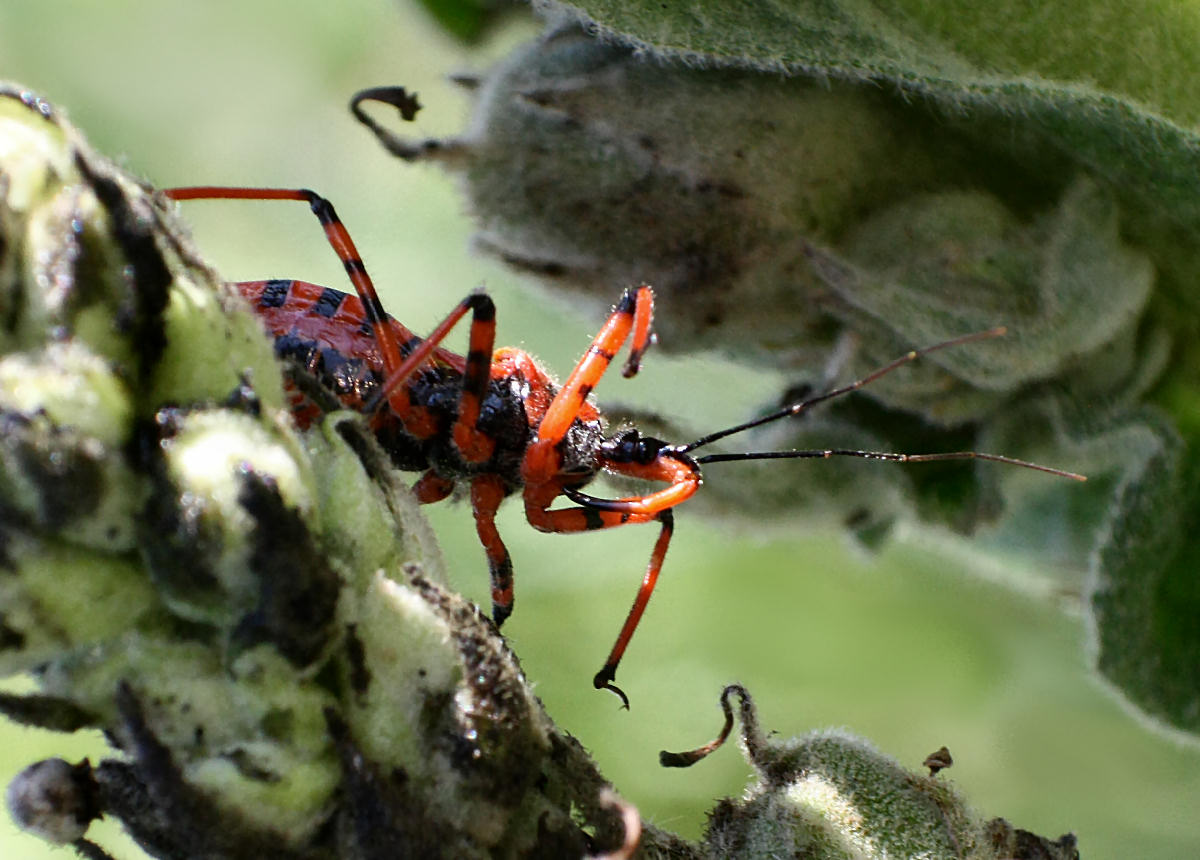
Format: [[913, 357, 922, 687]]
[[276, 334, 603, 494]]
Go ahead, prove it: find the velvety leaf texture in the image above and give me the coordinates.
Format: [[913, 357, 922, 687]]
[[498, 2, 1200, 735], [545, 0, 1200, 304]]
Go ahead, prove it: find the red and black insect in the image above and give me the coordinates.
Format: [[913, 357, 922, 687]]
[[164, 185, 1085, 706]]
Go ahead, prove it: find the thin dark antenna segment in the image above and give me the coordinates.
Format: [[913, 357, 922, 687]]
[[678, 326, 1086, 482], [681, 326, 1009, 455]]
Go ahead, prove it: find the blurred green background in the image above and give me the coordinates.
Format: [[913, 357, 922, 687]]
[[1, 1, 1197, 857]]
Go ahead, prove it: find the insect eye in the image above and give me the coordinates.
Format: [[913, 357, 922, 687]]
[[601, 430, 669, 465]]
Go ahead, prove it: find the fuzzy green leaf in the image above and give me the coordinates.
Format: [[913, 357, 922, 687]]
[[415, 0, 511, 42], [396, 7, 1200, 736], [545, 0, 1200, 304], [1088, 412, 1200, 732]]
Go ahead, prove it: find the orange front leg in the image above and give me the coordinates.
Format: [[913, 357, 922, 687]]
[[524, 448, 701, 707], [522, 286, 655, 488], [538, 285, 653, 444]]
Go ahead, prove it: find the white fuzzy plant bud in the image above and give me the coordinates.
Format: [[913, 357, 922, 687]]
[[0, 83, 639, 858], [662, 685, 1079, 860], [366, 24, 1154, 426]]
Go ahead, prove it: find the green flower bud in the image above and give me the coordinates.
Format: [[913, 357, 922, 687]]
[[664, 685, 1077, 859], [376, 26, 1153, 425]]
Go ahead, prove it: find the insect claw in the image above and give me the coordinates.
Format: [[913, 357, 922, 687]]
[[607, 684, 631, 711], [594, 667, 630, 710]]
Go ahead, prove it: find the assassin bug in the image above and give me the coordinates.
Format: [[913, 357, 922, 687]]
[[164, 185, 1085, 707]]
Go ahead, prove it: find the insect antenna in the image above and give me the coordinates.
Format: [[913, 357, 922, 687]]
[[677, 326, 1087, 482], [693, 448, 1086, 480]]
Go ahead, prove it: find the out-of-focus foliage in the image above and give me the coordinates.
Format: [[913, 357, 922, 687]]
[[367, 3, 1200, 737], [416, 0, 514, 42]]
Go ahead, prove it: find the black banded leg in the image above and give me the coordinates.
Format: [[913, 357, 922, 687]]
[[525, 285, 654, 456], [365, 291, 495, 418], [163, 187, 406, 375], [451, 294, 498, 463], [471, 474, 515, 627], [591, 509, 673, 708]]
